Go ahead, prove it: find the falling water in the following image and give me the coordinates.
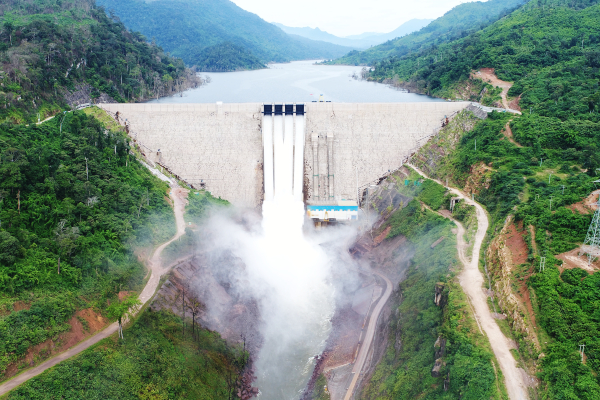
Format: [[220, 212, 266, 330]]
[[253, 107, 333, 399]]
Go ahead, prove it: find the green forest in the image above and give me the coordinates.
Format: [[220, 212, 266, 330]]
[[330, 0, 527, 66], [95, 0, 352, 70], [0, 108, 174, 378], [0, 0, 199, 124], [194, 42, 265, 72], [407, 105, 598, 398], [4, 310, 248, 399], [367, 0, 600, 120]]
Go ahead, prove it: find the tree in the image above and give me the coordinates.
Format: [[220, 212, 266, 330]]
[[107, 294, 141, 339], [186, 294, 205, 340]]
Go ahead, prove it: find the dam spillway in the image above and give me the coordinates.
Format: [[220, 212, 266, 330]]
[[99, 102, 472, 207]]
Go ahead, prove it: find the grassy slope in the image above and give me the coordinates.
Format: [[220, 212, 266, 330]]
[[330, 0, 528, 66]]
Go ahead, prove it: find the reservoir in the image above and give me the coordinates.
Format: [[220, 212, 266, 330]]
[[148, 60, 444, 104]]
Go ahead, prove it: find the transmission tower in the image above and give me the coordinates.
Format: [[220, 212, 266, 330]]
[[581, 198, 600, 266]]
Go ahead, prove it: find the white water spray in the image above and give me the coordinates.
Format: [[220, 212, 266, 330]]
[[243, 105, 332, 398]]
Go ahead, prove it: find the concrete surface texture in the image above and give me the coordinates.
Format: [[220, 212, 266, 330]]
[[100, 103, 264, 208], [99, 102, 471, 208], [304, 102, 470, 203]]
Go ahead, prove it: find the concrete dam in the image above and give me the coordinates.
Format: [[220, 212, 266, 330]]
[[99, 102, 472, 208]]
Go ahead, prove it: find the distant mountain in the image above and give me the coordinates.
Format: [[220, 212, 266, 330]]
[[96, 0, 353, 70], [195, 42, 266, 72], [331, 0, 529, 65], [273, 19, 433, 49]]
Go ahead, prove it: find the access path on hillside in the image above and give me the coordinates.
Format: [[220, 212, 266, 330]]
[[343, 270, 393, 400], [0, 179, 188, 396], [473, 68, 522, 113], [408, 163, 529, 400]]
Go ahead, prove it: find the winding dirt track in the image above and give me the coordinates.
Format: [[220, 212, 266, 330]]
[[408, 164, 528, 400], [0, 185, 188, 396], [343, 270, 392, 400]]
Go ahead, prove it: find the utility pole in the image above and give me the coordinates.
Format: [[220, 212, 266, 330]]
[[475, 139, 477, 151], [540, 157, 543, 167], [580, 344, 586, 363], [550, 196, 553, 211], [548, 173, 552, 184], [539, 257, 546, 273], [561, 185, 565, 195], [60, 111, 67, 134]]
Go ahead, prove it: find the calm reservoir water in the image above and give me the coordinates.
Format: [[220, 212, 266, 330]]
[[148, 60, 444, 103]]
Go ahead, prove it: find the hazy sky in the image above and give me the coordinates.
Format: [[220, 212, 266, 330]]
[[230, 0, 479, 37]]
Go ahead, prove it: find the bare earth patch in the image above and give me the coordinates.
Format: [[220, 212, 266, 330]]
[[556, 248, 599, 273], [2, 308, 107, 380], [569, 189, 599, 215], [505, 221, 528, 265], [472, 68, 521, 112]]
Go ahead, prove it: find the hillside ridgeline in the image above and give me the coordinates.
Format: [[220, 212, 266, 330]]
[[96, 0, 353, 70], [0, 0, 200, 124]]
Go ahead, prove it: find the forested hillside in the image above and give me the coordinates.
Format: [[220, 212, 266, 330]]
[[0, 0, 200, 124], [368, 0, 600, 121], [96, 0, 353, 70], [361, 174, 503, 399], [194, 42, 265, 72], [330, 0, 528, 66], [0, 108, 174, 379], [0, 1, 240, 394]]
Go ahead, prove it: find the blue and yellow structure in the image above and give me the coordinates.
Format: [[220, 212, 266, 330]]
[[306, 200, 359, 222]]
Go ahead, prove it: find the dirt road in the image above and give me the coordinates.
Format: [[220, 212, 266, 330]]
[[409, 163, 528, 400], [473, 68, 521, 113], [343, 270, 392, 400], [0, 183, 188, 396]]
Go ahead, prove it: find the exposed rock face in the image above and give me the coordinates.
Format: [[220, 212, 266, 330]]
[[434, 283, 446, 307], [487, 216, 539, 350], [431, 336, 447, 377], [62, 83, 116, 108]]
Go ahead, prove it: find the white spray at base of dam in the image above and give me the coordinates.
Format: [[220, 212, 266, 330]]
[[247, 110, 334, 398]]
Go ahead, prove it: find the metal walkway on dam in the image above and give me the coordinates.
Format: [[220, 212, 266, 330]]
[[99, 102, 473, 208]]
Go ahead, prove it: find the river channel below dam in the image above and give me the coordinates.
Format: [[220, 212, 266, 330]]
[[147, 61, 441, 399]]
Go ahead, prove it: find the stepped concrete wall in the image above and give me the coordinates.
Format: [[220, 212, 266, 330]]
[[99, 102, 471, 208]]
